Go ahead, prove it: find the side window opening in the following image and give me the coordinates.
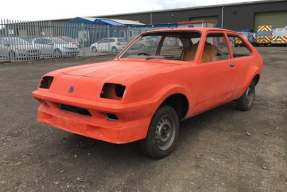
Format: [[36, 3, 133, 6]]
[[202, 33, 230, 63], [228, 35, 252, 57]]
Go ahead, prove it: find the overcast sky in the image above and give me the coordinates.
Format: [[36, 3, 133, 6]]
[[1, 0, 262, 21]]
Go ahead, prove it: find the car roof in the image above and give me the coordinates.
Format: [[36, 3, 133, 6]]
[[143, 27, 236, 34]]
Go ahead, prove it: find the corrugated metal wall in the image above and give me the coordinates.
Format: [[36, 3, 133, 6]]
[[104, 1, 287, 31], [255, 12, 287, 29]]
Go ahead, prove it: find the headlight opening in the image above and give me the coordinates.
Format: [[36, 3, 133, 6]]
[[100, 83, 126, 100], [40, 76, 54, 89]]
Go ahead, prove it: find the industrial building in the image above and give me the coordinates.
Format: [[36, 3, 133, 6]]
[[97, 0, 287, 31]]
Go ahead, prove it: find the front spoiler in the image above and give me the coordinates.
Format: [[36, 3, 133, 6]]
[[33, 90, 156, 144]]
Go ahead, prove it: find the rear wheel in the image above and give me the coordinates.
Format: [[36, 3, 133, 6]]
[[92, 47, 97, 53], [235, 84, 255, 111], [8, 51, 16, 61], [141, 105, 179, 159], [53, 49, 62, 58], [111, 47, 118, 54]]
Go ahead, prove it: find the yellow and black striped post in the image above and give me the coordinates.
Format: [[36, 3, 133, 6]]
[[256, 25, 272, 45], [272, 35, 287, 45]]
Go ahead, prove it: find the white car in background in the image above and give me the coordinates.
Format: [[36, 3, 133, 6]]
[[90, 38, 127, 54], [0, 37, 40, 60], [60, 36, 80, 47], [32, 37, 79, 58]]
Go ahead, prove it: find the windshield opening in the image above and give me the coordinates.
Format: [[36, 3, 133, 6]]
[[120, 31, 201, 61]]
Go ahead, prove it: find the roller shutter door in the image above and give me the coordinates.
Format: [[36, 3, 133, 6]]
[[255, 12, 287, 29]]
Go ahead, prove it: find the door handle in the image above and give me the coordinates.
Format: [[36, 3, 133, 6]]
[[229, 64, 236, 68]]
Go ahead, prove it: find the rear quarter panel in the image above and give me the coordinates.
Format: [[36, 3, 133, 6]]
[[233, 34, 264, 98]]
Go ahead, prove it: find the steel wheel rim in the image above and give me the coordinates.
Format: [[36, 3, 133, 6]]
[[155, 116, 175, 151]]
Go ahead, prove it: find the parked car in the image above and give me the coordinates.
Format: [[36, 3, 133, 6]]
[[60, 36, 80, 47], [32, 37, 79, 58], [130, 36, 160, 51], [0, 37, 40, 60], [33, 28, 263, 158], [90, 37, 127, 53]]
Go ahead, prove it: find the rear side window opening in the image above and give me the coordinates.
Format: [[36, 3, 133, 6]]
[[121, 31, 201, 62], [228, 35, 252, 58], [202, 33, 230, 63]]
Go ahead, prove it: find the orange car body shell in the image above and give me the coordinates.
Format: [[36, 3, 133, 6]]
[[32, 28, 263, 144]]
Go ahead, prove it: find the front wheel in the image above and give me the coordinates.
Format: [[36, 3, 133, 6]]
[[111, 47, 118, 54], [8, 51, 16, 61], [53, 49, 62, 58], [141, 105, 179, 159], [91, 47, 97, 53], [235, 84, 255, 111]]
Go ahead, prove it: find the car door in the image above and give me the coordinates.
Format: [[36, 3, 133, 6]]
[[107, 38, 115, 52], [97, 39, 106, 52], [45, 39, 55, 55], [104, 38, 111, 52], [0, 39, 6, 57], [34, 38, 53, 56], [192, 32, 235, 112], [227, 33, 254, 98], [0, 38, 11, 58]]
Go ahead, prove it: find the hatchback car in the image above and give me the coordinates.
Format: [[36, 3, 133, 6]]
[[32, 37, 79, 58], [0, 37, 40, 60], [90, 37, 127, 54], [33, 28, 263, 158]]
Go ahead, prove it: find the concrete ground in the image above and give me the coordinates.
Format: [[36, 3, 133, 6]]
[[0, 48, 286, 192]]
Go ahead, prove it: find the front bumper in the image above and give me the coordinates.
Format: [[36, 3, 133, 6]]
[[32, 90, 155, 144]]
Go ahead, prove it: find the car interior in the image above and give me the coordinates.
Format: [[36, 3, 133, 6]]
[[182, 42, 217, 62]]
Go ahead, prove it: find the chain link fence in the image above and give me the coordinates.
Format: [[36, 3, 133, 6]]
[[0, 19, 153, 62]]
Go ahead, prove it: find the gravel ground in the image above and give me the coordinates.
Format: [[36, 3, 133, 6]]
[[0, 48, 286, 192]]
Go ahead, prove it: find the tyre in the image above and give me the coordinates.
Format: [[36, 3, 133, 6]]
[[8, 51, 16, 61], [141, 105, 179, 159], [235, 84, 255, 111], [92, 47, 97, 53], [53, 49, 62, 58], [111, 47, 118, 54]]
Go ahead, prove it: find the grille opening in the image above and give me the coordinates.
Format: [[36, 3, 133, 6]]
[[106, 113, 118, 121], [40, 76, 54, 89], [59, 104, 91, 116], [101, 83, 125, 100]]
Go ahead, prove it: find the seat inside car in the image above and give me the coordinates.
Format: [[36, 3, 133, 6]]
[[183, 42, 198, 61], [183, 45, 197, 61], [202, 42, 217, 63], [183, 42, 217, 62]]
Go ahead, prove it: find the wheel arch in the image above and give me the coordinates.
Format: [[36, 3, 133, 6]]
[[243, 66, 261, 89], [252, 74, 260, 86], [54, 48, 62, 52], [159, 93, 189, 120]]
